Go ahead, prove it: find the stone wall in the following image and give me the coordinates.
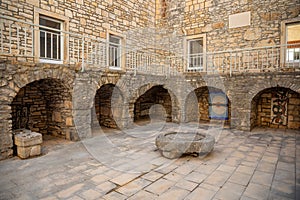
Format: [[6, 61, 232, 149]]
[[1, 0, 299, 57], [157, 0, 300, 52], [0, 60, 299, 160], [1, 0, 299, 67], [184, 71, 300, 131], [1, 0, 155, 37], [186, 0, 299, 50], [11, 82, 48, 134]]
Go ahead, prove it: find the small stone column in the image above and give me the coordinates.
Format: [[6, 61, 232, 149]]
[[14, 129, 43, 159]]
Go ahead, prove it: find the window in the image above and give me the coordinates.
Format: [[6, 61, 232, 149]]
[[286, 23, 300, 62], [187, 38, 204, 70], [109, 34, 122, 68], [34, 8, 69, 63], [39, 15, 63, 63]]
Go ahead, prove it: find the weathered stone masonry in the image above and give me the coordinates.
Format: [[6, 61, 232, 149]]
[[11, 78, 73, 138], [134, 85, 173, 122], [0, 0, 155, 39], [0, 61, 300, 160], [251, 87, 300, 130], [160, 0, 300, 50], [0, 62, 77, 159], [185, 86, 231, 125], [94, 84, 124, 129], [0, 0, 299, 161]]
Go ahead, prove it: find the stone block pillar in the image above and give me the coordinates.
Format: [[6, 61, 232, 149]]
[[73, 75, 96, 139], [230, 97, 251, 131]]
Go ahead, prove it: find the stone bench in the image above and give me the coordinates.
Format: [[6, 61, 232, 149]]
[[14, 129, 43, 159]]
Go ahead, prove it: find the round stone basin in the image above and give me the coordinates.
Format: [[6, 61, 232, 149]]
[[155, 131, 215, 159]]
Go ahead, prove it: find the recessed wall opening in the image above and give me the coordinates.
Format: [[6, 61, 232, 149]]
[[10, 78, 73, 155], [185, 86, 231, 126], [94, 84, 123, 129], [251, 87, 300, 130], [134, 85, 172, 124]]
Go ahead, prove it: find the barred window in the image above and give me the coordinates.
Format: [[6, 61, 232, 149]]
[[187, 38, 204, 70], [39, 15, 63, 63], [109, 34, 122, 68]]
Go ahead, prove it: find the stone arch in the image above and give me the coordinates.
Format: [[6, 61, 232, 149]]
[[130, 83, 160, 103], [0, 66, 75, 159], [131, 83, 180, 123], [133, 85, 171, 122], [250, 86, 300, 130], [90, 73, 124, 107], [185, 86, 231, 125], [10, 78, 76, 155], [73, 72, 125, 139], [12, 67, 74, 99], [248, 78, 300, 102], [11, 78, 74, 134], [93, 83, 124, 129]]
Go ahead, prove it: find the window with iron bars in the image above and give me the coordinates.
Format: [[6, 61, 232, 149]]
[[39, 15, 63, 64], [109, 34, 122, 68], [187, 38, 204, 70]]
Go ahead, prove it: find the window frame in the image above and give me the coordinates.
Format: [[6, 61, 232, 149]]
[[39, 15, 64, 64], [184, 34, 206, 72], [285, 22, 300, 62], [107, 31, 125, 70], [34, 8, 69, 64], [108, 34, 122, 69], [187, 38, 204, 70], [280, 17, 300, 65]]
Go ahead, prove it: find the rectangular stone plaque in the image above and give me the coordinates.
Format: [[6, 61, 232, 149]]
[[229, 11, 251, 29]]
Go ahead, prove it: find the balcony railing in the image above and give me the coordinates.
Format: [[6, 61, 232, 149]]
[[174, 44, 300, 74], [1, 15, 299, 76]]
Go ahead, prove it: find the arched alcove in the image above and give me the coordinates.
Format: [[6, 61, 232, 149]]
[[94, 84, 124, 128], [251, 87, 300, 130], [185, 86, 231, 125], [133, 85, 172, 123], [11, 78, 73, 137]]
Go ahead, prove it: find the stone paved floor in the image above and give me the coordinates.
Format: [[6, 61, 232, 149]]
[[0, 122, 299, 200]]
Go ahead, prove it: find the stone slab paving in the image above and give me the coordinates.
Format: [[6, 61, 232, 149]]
[[0, 123, 299, 200]]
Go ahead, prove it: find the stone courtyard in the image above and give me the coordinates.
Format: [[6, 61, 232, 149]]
[[0, 0, 300, 199], [0, 122, 299, 200]]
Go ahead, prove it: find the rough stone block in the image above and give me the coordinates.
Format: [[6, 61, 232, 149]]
[[14, 129, 42, 159], [65, 117, 72, 126], [17, 145, 41, 159], [0, 149, 13, 160], [289, 98, 300, 104], [26, 0, 39, 7], [64, 101, 72, 109], [14, 130, 42, 147], [288, 122, 300, 129], [53, 111, 62, 122]]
